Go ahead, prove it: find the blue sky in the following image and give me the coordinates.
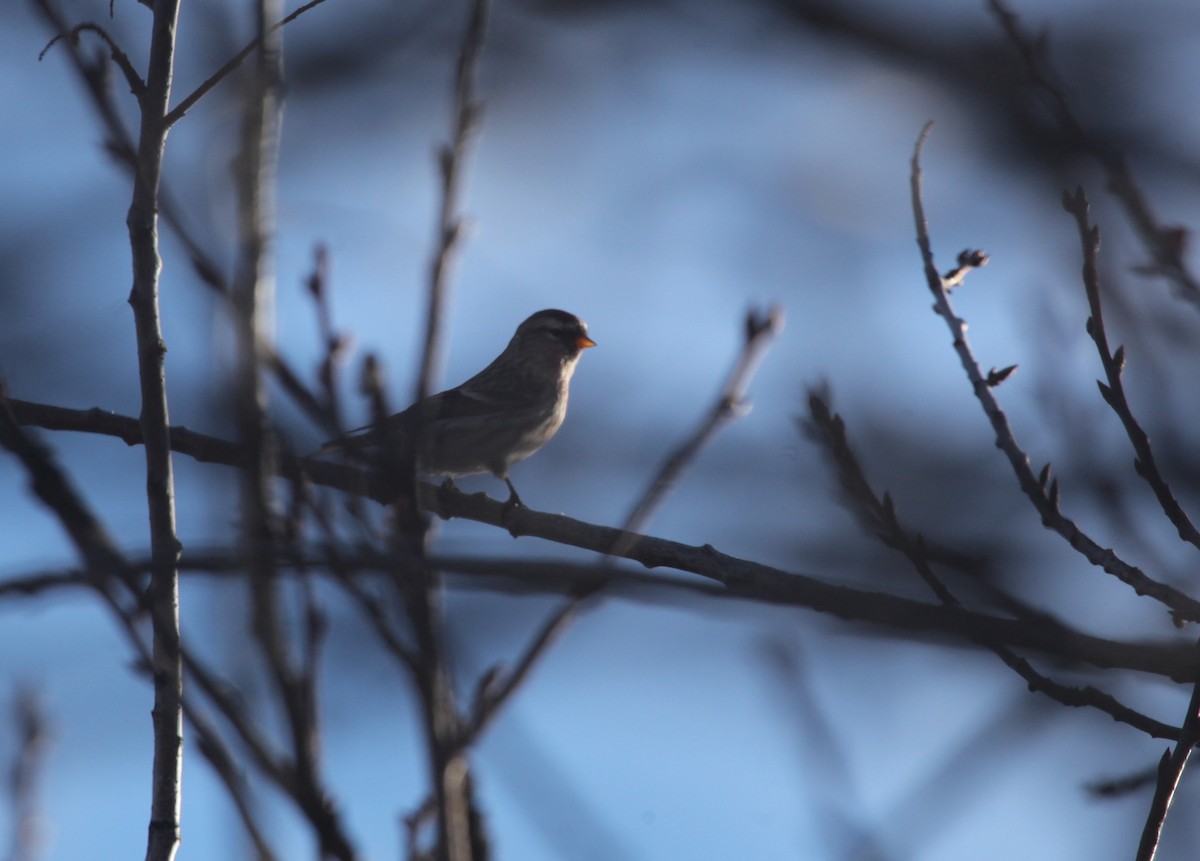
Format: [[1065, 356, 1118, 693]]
[[3, 0, 1200, 858]]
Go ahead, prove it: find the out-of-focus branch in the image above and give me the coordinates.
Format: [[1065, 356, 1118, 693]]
[[0, 397, 134, 584], [6, 687, 51, 861], [617, 306, 785, 549], [1061, 187, 1200, 551], [3, 548, 1195, 685], [188, 701, 281, 861], [416, 0, 489, 407], [988, 0, 1200, 309], [909, 124, 1200, 624], [804, 392, 1179, 739], [397, 3, 492, 859], [229, 6, 351, 859]]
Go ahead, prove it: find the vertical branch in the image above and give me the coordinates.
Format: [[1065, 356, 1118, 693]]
[[6, 687, 51, 861], [415, 0, 490, 406], [234, 0, 283, 557], [123, 3, 185, 860], [403, 3, 491, 860], [232, 1, 343, 858]]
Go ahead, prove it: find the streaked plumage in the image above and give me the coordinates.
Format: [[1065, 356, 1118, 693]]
[[321, 309, 595, 504]]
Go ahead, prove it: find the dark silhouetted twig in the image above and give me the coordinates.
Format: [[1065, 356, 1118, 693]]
[[618, 305, 785, 549], [1136, 679, 1200, 861], [1061, 187, 1200, 551], [910, 124, 1200, 623], [164, 0, 330, 128], [804, 391, 1178, 739]]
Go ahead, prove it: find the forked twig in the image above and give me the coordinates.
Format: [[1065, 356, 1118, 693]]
[[165, 0, 330, 127]]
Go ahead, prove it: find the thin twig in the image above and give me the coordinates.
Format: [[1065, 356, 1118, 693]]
[[39, 21, 144, 95], [909, 124, 1200, 623], [164, 0, 330, 128], [617, 306, 785, 550], [415, 0, 490, 407], [1061, 187, 1200, 551], [189, 704, 281, 861], [804, 392, 1179, 739]]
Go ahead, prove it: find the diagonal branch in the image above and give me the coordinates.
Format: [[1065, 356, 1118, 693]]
[[909, 123, 1200, 623], [164, 0, 330, 128], [1136, 678, 1200, 861], [804, 392, 1180, 739], [617, 306, 784, 548], [1061, 187, 1200, 551]]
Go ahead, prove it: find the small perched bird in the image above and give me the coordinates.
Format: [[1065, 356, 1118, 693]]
[[320, 309, 595, 505]]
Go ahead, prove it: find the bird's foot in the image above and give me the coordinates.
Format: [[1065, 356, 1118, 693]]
[[501, 479, 524, 536]]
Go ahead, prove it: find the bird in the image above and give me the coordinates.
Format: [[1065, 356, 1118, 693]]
[[319, 309, 595, 506]]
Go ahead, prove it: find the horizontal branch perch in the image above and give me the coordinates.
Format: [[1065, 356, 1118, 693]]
[[8, 396, 1200, 684]]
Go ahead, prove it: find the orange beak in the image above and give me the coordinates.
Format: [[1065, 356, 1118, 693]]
[[576, 335, 597, 349]]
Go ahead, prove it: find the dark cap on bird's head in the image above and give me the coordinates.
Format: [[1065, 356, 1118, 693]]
[[516, 309, 596, 353]]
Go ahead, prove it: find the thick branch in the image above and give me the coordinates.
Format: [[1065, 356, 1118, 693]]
[[8, 396, 1200, 687]]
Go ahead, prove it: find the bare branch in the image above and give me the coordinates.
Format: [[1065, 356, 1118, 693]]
[[618, 306, 784, 547], [804, 392, 1180, 739], [1136, 680, 1200, 861], [1061, 187, 1200, 551], [909, 125, 1200, 623], [416, 0, 490, 407], [10, 396, 1200, 685], [164, 0, 331, 128], [6, 687, 51, 861]]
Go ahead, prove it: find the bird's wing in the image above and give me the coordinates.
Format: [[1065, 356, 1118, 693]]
[[403, 385, 514, 426]]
